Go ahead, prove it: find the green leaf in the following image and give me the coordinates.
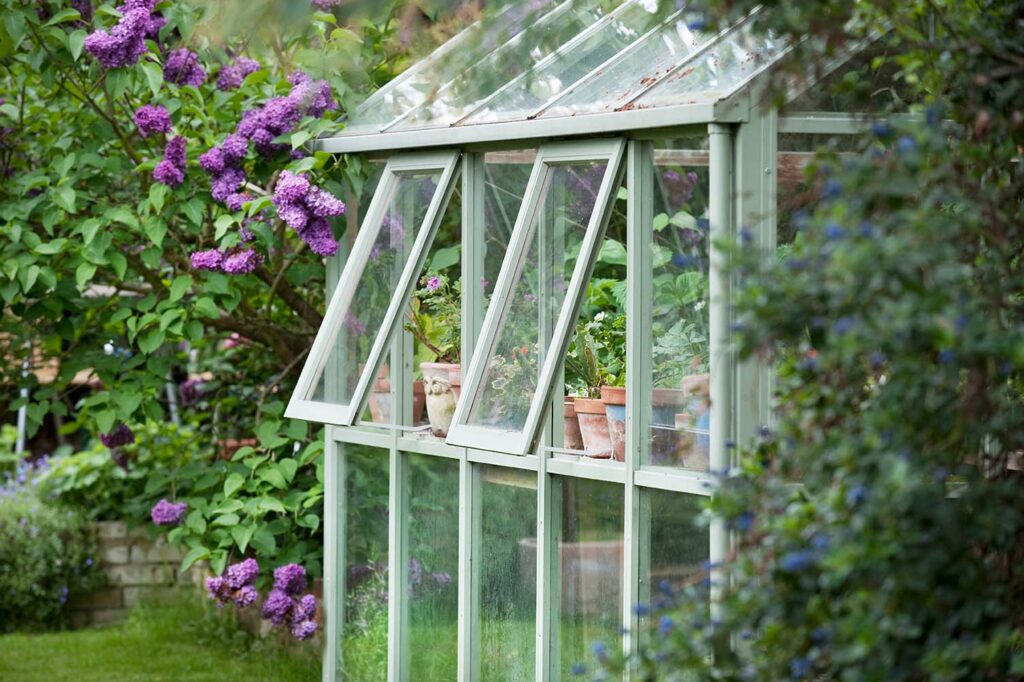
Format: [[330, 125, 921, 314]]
[[75, 262, 97, 288], [210, 550, 228, 577], [258, 468, 287, 490], [185, 510, 207, 535], [278, 458, 298, 484], [290, 130, 312, 150], [141, 61, 163, 99], [149, 183, 168, 213], [168, 275, 192, 302], [105, 206, 138, 229], [256, 496, 285, 514], [114, 391, 142, 418], [80, 219, 101, 245], [95, 409, 117, 434], [212, 513, 240, 527], [598, 238, 628, 266], [46, 8, 81, 25], [231, 524, 255, 553], [297, 513, 320, 531], [137, 328, 164, 354], [180, 546, 211, 573], [429, 245, 461, 272], [249, 527, 276, 555], [144, 218, 167, 248], [213, 214, 236, 240], [224, 473, 245, 498], [67, 29, 86, 61], [652, 213, 670, 232], [17, 265, 39, 293], [54, 185, 76, 213], [193, 297, 220, 318], [246, 195, 273, 218]]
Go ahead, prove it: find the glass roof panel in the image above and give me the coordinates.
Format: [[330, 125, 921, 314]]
[[633, 21, 784, 109], [349, 0, 557, 131], [389, 0, 611, 131], [537, 13, 713, 119], [459, 0, 667, 126]]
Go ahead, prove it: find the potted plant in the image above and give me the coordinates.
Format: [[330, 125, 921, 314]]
[[565, 331, 606, 455], [405, 273, 461, 435]]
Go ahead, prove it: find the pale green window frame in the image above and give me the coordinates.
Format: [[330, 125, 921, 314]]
[[446, 138, 627, 456], [285, 151, 461, 426]]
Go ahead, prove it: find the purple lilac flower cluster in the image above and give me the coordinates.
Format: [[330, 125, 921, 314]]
[[197, 70, 335, 211], [189, 245, 263, 275], [311, 0, 342, 9], [260, 563, 319, 640], [83, 0, 164, 68], [153, 136, 186, 187], [206, 558, 260, 608], [150, 499, 187, 526], [134, 105, 171, 138], [99, 423, 135, 448], [164, 48, 206, 88], [217, 57, 261, 91], [271, 171, 345, 256]]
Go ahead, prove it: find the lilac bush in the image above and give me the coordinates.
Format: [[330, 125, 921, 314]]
[[149, 498, 187, 526]]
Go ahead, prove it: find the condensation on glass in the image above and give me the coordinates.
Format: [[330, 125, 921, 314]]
[[552, 477, 624, 679], [637, 488, 709, 642], [479, 465, 538, 681], [406, 454, 460, 678], [341, 445, 390, 682]]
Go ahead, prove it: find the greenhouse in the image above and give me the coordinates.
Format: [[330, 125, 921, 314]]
[[284, 1, 885, 679]]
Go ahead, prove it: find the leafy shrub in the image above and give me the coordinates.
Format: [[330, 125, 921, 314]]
[[38, 420, 200, 524], [0, 460, 104, 632]]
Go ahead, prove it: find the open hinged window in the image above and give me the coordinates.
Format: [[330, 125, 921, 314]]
[[286, 151, 461, 425], [446, 139, 626, 455]]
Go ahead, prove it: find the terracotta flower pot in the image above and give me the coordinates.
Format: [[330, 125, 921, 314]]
[[563, 398, 584, 450], [601, 386, 627, 462], [574, 397, 612, 458]]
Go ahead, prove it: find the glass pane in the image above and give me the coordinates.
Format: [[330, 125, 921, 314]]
[[311, 169, 443, 407], [466, 161, 610, 435], [407, 453, 459, 678], [635, 22, 784, 108], [648, 138, 711, 469], [638, 488, 709, 641], [392, 3, 609, 130], [462, 1, 665, 125], [484, 150, 536, 294], [540, 14, 712, 119], [350, 1, 559, 130], [480, 465, 537, 681], [555, 477, 623, 678], [342, 445, 390, 681]]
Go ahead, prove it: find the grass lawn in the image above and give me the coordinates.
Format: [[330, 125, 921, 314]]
[[0, 592, 320, 682]]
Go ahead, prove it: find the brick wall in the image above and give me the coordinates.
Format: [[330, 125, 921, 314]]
[[69, 521, 192, 628]]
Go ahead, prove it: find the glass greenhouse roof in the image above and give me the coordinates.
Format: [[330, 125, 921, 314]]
[[321, 0, 787, 152]]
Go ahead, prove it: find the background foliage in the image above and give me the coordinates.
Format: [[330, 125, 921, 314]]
[[598, 0, 1024, 679]]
